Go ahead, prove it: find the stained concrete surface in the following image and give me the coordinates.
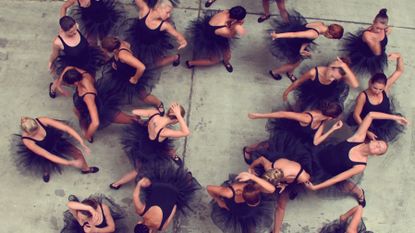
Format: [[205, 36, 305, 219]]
[[0, 0, 414, 232]]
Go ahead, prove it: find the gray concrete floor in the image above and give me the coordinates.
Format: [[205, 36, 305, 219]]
[[0, 0, 414, 232]]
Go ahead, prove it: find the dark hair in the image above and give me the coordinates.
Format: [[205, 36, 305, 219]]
[[101, 36, 121, 52], [370, 73, 387, 85], [63, 69, 83, 84], [229, 6, 246, 21], [375, 8, 388, 23], [318, 100, 343, 118], [242, 183, 261, 206], [79, 199, 98, 218], [134, 224, 150, 233], [168, 105, 186, 120], [59, 16, 76, 32], [328, 24, 344, 39], [335, 57, 351, 76]]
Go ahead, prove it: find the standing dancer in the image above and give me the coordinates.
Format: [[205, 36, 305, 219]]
[[207, 172, 275, 233], [282, 57, 358, 111], [269, 12, 344, 81], [60, 0, 125, 45], [319, 205, 369, 233], [343, 9, 390, 75], [306, 112, 408, 206], [48, 16, 104, 98], [101, 36, 163, 107], [125, 0, 186, 67], [62, 194, 127, 233], [133, 162, 199, 233], [186, 6, 246, 73], [110, 103, 190, 189], [61, 67, 137, 143], [347, 53, 405, 142], [257, 0, 289, 23], [13, 117, 98, 183]]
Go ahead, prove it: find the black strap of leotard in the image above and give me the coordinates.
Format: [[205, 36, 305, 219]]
[[228, 185, 236, 198], [81, 92, 97, 99], [148, 112, 161, 122], [353, 161, 367, 166], [118, 48, 132, 53], [21, 136, 36, 141], [308, 27, 320, 35], [305, 112, 314, 127], [293, 167, 304, 184], [155, 127, 164, 142], [314, 67, 319, 79], [35, 118, 46, 129]]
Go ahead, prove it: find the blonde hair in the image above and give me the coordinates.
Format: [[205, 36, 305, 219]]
[[156, 0, 173, 9], [262, 168, 284, 186], [21, 117, 39, 133]]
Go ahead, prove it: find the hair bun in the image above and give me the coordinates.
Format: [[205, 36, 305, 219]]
[[379, 8, 387, 16]]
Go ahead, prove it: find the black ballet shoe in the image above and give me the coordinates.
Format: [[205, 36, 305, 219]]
[[68, 194, 79, 202], [81, 166, 99, 174], [223, 61, 233, 73], [205, 0, 216, 8], [243, 147, 253, 165], [172, 155, 183, 166], [172, 54, 181, 67], [109, 183, 121, 190], [87, 137, 94, 144], [42, 173, 50, 183], [286, 72, 297, 83], [269, 70, 282, 80], [357, 189, 366, 208], [48, 82, 56, 99], [185, 60, 194, 69], [157, 102, 165, 116], [257, 15, 271, 23]]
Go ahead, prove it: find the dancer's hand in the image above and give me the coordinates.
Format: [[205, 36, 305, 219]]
[[331, 120, 343, 131], [248, 167, 257, 175], [270, 32, 279, 40], [395, 115, 408, 125], [138, 177, 151, 188], [332, 57, 347, 68], [170, 102, 182, 117], [300, 50, 312, 58], [366, 130, 378, 140], [236, 172, 254, 182], [248, 113, 258, 119], [83, 223, 97, 233], [304, 181, 317, 191], [129, 76, 139, 84], [387, 52, 401, 61], [385, 26, 392, 35], [69, 159, 84, 169], [282, 91, 289, 102], [276, 182, 287, 194], [177, 39, 187, 50], [48, 61, 52, 73]]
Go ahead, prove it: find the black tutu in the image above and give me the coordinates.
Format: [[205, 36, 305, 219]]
[[295, 79, 349, 111], [187, 11, 231, 59], [145, 0, 180, 8], [120, 18, 174, 66], [210, 176, 274, 233], [99, 62, 161, 103], [73, 78, 123, 130], [70, 0, 126, 39], [136, 161, 200, 214], [342, 30, 388, 75], [61, 194, 128, 233], [270, 11, 316, 63], [52, 46, 105, 76], [12, 126, 73, 176], [319, 218, 369, 233], [121, 121, 174, 169]]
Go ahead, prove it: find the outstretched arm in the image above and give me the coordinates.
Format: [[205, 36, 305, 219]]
[[248, 156, 271, 174], [248, 111, 310, 125], [60, 0, 76, 17], [273, 191, 289, 233], [313, 120, 343, 146], [132, 108, 160, 118], [163, 23, 187, 50], [306, 166, 364, 190], [283, 68, 315, 101], [346, 205, 364, 233], [23, 140, 72, 166], [271, 30, 319, 40], [133, 178, 151, 215], [348, 112, 407, 142], [385, 53, 404, 92]]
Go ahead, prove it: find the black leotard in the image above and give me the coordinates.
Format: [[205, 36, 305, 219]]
[[223, 185, 253, 217], [272, 160, 304, 186], [147, 111, 166, 142], [207, 23, 227, 36], [311, 67, 339, 97], [319, 141, 367, 176], [142, 183, 178, 230], [114, 48, 136, 78], [21, 119, 61, 150], [360, 91, 390, 127], [58, 31, 89, 66], [95, 203, 108, 228], [136, 10, 165, 44], [73, 87, 97, 118]]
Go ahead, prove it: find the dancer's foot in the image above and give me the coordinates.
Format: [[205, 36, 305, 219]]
[[48, 82, 56, 99], [185, 60, 194, 69], [42, 173, 50, 183], [269, 70, 282, 80], [223, 61, 233, 73], [172, 54, 181, 67], [81, 167, 100, 174], [205, 0, 216, 8], [257, 15, 271, 23], [109, 183, 122, 190], [286, 72, 297, 83]]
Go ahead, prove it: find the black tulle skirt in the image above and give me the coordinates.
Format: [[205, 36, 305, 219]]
[[319, 218, 368, 233], [12, 129, 72, 177], [145, 0, 180, 8], [136, 161, 200, 214], [120, 19, 174, 66], [210, 176, 274, 233], [187, 11, 231, 59], [61, 194, 128, 233], [121, 122, 174, 169], [71, 0, 126, 39], [52, 46, 105, 76], [342, 30, 388, 75], [99, 62, 161, 103], [74, 80, 123, 130], [295, 80, 349, 111], [270, 11, 316, 63]]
